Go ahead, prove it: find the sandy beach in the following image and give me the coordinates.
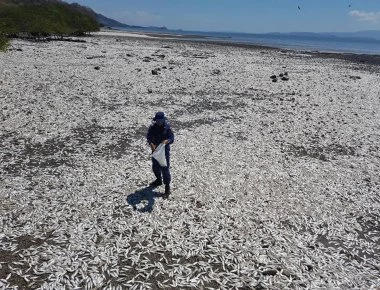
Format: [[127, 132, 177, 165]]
[[1, 31, 379, 289]]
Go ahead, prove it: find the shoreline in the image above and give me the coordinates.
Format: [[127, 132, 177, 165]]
[[94, 30, 380, 68]]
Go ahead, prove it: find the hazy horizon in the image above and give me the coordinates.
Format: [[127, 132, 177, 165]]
[[67, 0, 380, 34]]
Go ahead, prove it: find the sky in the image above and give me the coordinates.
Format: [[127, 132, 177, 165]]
[[67, 0, 380, 33]]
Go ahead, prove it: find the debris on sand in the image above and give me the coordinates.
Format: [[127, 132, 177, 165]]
[[212, 69, 221, 75], [1, 35, 379, 290]]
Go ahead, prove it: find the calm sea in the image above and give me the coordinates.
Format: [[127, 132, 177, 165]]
[[118, 27, 380, 55]]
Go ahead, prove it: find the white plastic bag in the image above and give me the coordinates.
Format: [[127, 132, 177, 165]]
[[152, 143, 167, 167]]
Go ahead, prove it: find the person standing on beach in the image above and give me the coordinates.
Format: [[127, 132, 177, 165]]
[[147, 112, 174, 198]]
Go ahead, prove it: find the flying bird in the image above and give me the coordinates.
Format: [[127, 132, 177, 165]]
[[298, 6, 301, 10]]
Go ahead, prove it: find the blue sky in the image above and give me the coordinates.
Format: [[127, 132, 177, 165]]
[[68, 0, 380, 33]]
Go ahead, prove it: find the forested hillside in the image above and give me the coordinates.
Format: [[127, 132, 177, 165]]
[[0, 0, 99, 49]]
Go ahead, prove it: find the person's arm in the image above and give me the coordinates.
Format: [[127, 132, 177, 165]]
[[162, 127, 174, 145], [167, 128, 174, 144], [147, 126, 156, 152]]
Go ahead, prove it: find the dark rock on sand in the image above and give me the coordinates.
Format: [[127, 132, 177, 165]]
[[87, 56, 105, 60], [152, 69, 159, 75], [94, 66, 100, 70], [262, 269, 277, 276], [212, 69, 221, 75], [148, 89, 153, 93], [16, 48, 23, 51], [261, 242, 270, 248], [270, 75, 277, 79], [143, 57, 153, 62], [305, 264, 314, 271], [272, 78, 278, 82], [281, 77, 289, 81]]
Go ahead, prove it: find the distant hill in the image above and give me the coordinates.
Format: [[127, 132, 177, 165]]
[[0, 0, 100, 36], [95, 13, 144, 29], [94, 11, 167, 31], [0, 0, 167, 42], [322, 31, 380, 41], [0, 0, 62, 4]]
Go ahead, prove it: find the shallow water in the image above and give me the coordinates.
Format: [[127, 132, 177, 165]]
[[120, 27, 380, 55]]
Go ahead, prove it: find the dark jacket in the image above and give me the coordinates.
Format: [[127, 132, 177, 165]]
[[146, 122, 174, 152]]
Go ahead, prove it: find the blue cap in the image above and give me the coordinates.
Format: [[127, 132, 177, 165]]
[[153, 111, 166, 121]]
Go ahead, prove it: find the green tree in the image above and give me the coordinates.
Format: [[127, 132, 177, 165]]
[[0, 1, 100, 39], [0, 34, 8, 51]]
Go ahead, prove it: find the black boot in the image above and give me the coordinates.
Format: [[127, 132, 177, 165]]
[[149, 179, 162, 187], [163, 184, 171, 199]]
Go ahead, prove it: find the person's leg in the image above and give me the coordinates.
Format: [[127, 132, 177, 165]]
[[162, 152, 171, 197], [150, 157, 163, 186], [162, 153, 171, 185]]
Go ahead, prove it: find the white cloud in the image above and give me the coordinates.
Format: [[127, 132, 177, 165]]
[[111, 10, 162, 27], [349, 10, 380, 23]]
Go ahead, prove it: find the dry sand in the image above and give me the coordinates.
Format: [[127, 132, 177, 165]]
[[0, 32, 379, 289], [94, 31, 157, 39]]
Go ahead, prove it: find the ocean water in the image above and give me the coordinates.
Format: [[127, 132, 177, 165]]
[[119, 27, 380, 55]]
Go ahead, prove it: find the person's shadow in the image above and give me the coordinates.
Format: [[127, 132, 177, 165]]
[[126, 186, 164, 213]]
